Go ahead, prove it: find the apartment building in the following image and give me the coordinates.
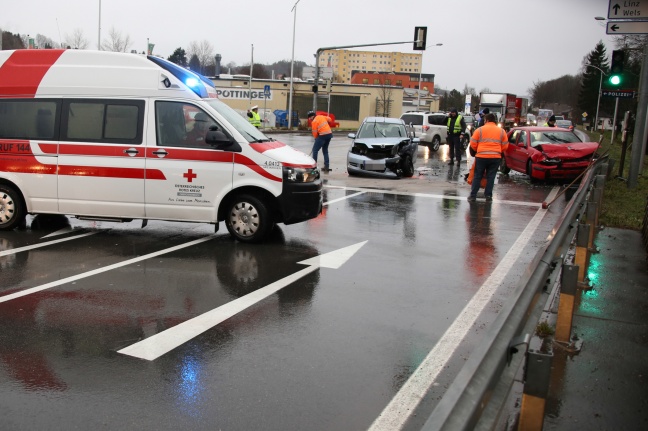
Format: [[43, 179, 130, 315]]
[[318, 49, 422, 83]]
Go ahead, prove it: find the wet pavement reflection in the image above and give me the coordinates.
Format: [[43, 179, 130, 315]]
[[0, 134, 571, 429]]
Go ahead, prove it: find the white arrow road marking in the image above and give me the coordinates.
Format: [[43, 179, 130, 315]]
[[0, 235, 217, 304], [0, 232, 98, 257], [41, 227, 76, 239], [118, 241, 368, 361]]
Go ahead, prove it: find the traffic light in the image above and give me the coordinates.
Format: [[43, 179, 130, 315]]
[[413, 26, 427, 51], [609, 50, 625, 86]]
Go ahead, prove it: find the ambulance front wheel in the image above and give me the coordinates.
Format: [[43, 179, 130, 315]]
[[0, 184, 26, 231], [225, 194, 272, 243]]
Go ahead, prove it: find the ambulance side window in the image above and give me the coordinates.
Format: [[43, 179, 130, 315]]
[[0, 100, 59, 140], [62, 99, 144, 144], [155, 101, 220, 149]]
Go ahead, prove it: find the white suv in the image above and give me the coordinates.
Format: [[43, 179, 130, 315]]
[[399, 111, 447, 151]]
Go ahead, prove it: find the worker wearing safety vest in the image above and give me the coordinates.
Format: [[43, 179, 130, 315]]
[[544, 115, 557, 127], [446, 108, 466, 165], [307, 111, 333, 172], [467, 113, 509, 202], [247, 105, 261, 128]]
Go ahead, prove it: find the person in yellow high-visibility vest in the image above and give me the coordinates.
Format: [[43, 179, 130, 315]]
[[247, 105, 261, 128]]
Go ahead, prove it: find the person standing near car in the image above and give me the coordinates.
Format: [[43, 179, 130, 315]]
[[477, 107, 490, 127], [307, 111, 333, 172], [446, 108, 466, 165], [544, 115, 557, 127], [467, 113, 509, 202]]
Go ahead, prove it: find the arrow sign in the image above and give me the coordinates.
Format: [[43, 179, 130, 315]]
[[118, 241, 368, 360], [607, 0, 648, 19], [606, 20, 648, 34]]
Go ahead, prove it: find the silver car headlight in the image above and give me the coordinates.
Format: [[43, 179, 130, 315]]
[[282, 166, 319, 183]]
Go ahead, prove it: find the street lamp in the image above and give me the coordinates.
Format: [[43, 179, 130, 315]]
[[416, 43, 442, 112], [287, 0, 301, 129], [585, 64, 605, 131]]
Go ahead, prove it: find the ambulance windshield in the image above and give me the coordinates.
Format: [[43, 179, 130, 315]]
[[206, 99, 269, 143]]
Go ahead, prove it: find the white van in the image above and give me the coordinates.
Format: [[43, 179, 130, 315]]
[[0, 50, 322, 243]]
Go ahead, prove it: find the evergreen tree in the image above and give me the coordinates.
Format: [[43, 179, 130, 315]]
[[188, 54, 201, 73], [578, 41, 609, 125], [168, 48, 188, 67]]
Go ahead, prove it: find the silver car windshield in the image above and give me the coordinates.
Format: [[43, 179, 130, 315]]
[[205, 98, 269, 143], [357, 122, 407, 138]]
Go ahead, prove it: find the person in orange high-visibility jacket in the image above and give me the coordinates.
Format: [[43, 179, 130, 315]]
[[307, 111, 333, 172], [467, 113, 509, 202]]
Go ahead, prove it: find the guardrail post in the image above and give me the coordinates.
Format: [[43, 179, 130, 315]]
[[555, 264, 578, 343], [518, 349, 553, 431], [575, 223, 590, 286]]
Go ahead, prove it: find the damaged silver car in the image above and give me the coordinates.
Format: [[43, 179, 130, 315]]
[[346, 117, 419, 178]]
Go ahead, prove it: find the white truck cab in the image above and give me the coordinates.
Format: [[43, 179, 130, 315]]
[[0, 50, 322, 243]]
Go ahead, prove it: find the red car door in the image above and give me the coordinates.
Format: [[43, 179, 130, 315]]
[[507, 130, 530, 172]]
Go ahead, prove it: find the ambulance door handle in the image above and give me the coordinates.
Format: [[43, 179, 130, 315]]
[[152, 150, 168, 157], [123, 148, 139, 156]]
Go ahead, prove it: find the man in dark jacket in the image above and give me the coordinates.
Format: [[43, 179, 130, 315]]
[[446, 108, 466, 165], [477, 107, 490, 127]]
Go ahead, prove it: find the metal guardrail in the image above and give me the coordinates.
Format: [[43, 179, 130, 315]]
[[421, 156, 609, 431]]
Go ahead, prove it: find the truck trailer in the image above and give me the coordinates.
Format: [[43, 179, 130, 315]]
[[479, 92, 516, 129]]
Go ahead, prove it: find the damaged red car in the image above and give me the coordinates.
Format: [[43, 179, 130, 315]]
[[500, 127, 599, 181]]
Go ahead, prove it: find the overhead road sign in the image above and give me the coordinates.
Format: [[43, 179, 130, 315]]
[[607, 1, 648, 19], [606, 20, 648, 34], [602, 89, 636, 98]]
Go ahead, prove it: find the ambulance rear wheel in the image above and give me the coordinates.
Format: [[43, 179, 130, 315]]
[[0, 184, 25, 231], [225, 194, 272, 243]]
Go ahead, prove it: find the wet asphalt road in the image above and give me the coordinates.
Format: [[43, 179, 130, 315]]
[[0, 134, 570, 430]]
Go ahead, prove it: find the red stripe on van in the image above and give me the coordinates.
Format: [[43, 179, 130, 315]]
[[58, 166, 166, 180], [249, 141, 286, 153], [0, 50, 65, 97], [234, 153, 281, 182]]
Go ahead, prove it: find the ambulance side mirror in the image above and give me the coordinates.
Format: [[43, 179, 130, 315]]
[[205, 126, 241, 152]]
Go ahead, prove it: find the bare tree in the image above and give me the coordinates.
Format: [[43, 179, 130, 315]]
[[376, 84, 393, 117], [187, 40, 215, 74], [101, 27, 133, 52], [36, 34, 59, 49], [64, 28, 89, 49]]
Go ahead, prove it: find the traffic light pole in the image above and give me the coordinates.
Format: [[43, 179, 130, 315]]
[[627, 42, 648, 188]]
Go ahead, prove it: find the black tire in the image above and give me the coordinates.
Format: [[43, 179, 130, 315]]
[[500, 157, 511, 175], [402, 155, 415, 178], [0, 184, 25, 231], [430, 136, 441, 152], [225, 194, 272, 243]]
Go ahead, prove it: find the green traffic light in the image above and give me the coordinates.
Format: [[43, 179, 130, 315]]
[[609, 75, 621, 86]]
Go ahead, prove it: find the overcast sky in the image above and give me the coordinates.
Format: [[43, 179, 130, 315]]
[[3, 0, 618, 96]]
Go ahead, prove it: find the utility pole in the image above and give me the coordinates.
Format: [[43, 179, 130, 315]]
[[627, 42, 648, 188]]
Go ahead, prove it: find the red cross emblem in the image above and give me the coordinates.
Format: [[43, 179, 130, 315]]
[[183, 169, 197, 183]]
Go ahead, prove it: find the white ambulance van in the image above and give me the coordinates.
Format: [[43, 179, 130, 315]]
[[0, 49, 322, 243]]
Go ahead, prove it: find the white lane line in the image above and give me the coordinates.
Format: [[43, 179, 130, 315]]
[[369, 205, 550, 430], [0, 235, 217, 304], [119, 241, 368, 361], [0, 232, 98, 257], [324, 191, 366, 206], [324, 185, 543, 207]]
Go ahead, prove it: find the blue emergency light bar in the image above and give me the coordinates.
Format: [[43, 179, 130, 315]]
[[147, 56, 215, 98]]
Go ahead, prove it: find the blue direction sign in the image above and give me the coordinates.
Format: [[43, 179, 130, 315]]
[[602, 89, 636, 98], [608, 1, 648, 19]]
